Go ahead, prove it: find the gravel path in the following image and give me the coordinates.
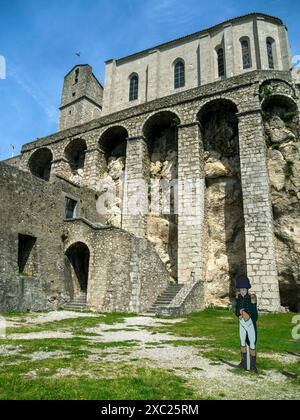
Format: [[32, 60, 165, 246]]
[[1, 311, 299, 400]]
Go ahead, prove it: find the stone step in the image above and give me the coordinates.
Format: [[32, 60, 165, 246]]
[[146, 283, 184, 314], [65, 306, 86, 311], [65, 303, 86, 308], [155, 299, 174, 304], [64, 292, 87, 312]]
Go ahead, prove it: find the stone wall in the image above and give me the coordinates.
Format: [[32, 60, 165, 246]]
[[0, 163, 102, 311], [62, 219, 171, 313], [102, 14, 290, 115], [0, 162, 173, 313], [2, 70, 299, 313]]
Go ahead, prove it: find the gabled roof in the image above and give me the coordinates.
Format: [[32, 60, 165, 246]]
[[105, 13, 284, 64]]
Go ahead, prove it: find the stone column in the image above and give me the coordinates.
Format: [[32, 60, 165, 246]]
[[122, 136, 149, 238], [224, 24, 234, 78], [177, 122, 206, 284], [82, 148, 106, 190], [238, 109, 280, 312], [199, 34, 212, 85], [50, 158, 70, 180]]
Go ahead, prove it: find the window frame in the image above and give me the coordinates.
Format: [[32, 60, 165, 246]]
[[266, 38, 275, 69], [65, 196, 78, 220], [174, 59, 185, 89], [217, 47, 225, 78], [129, 74, 139, 102], [240, 37, 252, 70]]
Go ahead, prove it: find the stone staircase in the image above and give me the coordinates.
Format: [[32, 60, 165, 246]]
[[147, 283, 184, 314], [64, 291, 87, 312]]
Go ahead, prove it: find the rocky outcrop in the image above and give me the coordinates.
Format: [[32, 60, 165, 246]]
[[264, 114, 300, 311], [97, 156, 125, 227], [201, 104, 247, 307], [146, 128, 178, 280]]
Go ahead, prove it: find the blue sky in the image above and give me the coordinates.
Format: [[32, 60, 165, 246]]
[[0, 0, 299, 160]]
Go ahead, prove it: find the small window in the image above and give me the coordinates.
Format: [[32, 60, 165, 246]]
[[18, 234, 37, 276], [174, 60, 185, 89], [241, 39, 251, 69], [267, 39, 275, 69], [72, 92, 76, 97], [217, 48, 225, 77], [75, 68, 79, 84], [129, 75, 138, 101], [65, 198, 78, 219]]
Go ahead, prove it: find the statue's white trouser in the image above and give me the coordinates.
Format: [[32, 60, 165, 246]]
[[239, 318, 256, 350]]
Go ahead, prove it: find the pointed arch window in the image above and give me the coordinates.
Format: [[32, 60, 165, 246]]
[[217, 48, 225, 77], [174, 60, 185, 89], [241, 39, 251, 69], [267, 39, 275, 69], [129, 74, 139, 101]]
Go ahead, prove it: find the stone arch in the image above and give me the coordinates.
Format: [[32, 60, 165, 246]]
[[28, 147, 53, 181], [197, 98, 247, 305], [99, 125, 128, 164], [198, 99, 239, 156], [98, 126, 128, 228], [65, 242, 90, 297], [262, 94, 298, 116], [259, 79, 297, 103], [64, 138, 87, 173], [143, 110, 180, 280], [261, 93, 299, 147]]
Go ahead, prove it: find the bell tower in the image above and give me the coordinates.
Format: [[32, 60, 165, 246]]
[[59, 64, 103, 131]]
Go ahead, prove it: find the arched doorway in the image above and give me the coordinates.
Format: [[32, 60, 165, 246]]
[[28, 148, 53, 181], [143, 111, 180, 280], [198, 99, 247, 305], [65, 242, 90, 296], [97, 126, 128, 227]]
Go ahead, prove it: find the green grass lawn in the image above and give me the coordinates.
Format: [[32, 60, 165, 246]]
[[0, 309, 299, 400]]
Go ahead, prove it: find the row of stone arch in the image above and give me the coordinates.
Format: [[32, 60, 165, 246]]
[[27, 89, 298, 182]]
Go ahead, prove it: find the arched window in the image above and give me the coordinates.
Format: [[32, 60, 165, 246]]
[[129, 74, 139, 101], [267, 39, 275, 69], [241, 39, 251, 69], [75, 68, 79, 84], [174, 60, 185, 89], [217, 48, 225, 77]]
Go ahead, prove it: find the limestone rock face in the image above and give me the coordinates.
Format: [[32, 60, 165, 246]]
[[204, 177, 246, 307], [264, 115, 300, 311], [146, 128, 178, 280], [200, 104, 247, 308], [267, 149, 286, 191], [97, 157, 125, 227], [70, 168, 84, 185], [204, 160, 229, 178], [146, 215, 178, 279], [265, 116, 296, 144]]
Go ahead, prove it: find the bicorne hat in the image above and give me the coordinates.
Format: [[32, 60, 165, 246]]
[[236, 275, 252, 289]]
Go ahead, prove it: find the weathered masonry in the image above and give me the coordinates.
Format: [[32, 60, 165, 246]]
[[1, 13, 300, 314]]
